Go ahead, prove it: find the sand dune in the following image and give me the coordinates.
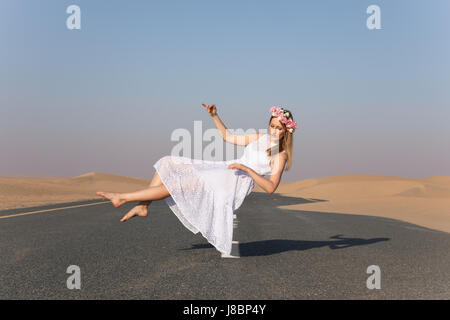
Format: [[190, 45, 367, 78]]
[[1, 172, 449, 233], [254, 174, 450, 233], [0, 172, 151, 210]]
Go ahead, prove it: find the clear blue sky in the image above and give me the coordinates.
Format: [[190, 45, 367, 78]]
[[1, 0, 449, 182]]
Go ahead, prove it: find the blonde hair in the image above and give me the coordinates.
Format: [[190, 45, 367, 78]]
[[266, 113, 294, 171]]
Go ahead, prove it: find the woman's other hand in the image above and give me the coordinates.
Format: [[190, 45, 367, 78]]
[[201, 103, 217, 117]]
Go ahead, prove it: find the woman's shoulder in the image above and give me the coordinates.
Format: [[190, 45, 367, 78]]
[[270, 150, 287, 160], [269, 150, 288, 172], [280, 150, 288, 159], [273, 150, 288, 161]]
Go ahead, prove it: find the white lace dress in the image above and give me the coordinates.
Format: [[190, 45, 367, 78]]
[[153, 133, 276, 255]]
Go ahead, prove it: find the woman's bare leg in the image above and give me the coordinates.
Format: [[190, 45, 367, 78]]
[[96, 171, 168, 221], [120, 184, 169, 203], [119, 171, 163, 220], [139, 171, 163, 207]]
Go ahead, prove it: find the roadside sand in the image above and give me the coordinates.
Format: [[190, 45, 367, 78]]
[[1, 172, 449, 233], [0, 172, 151, 210], [254, 174, 450, 233]]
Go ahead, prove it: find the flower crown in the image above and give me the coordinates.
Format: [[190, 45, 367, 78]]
[[270, 106, 298, 133]]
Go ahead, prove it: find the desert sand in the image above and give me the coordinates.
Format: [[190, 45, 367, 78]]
[[1, 172, 449, 233], [254, 174, 450, 233], [0, 172, 151, 210]]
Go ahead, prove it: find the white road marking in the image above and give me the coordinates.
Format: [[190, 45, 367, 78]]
[[221, 190, 240, 259], [0, 201, 109, 219], [221, 241, 240, 258]]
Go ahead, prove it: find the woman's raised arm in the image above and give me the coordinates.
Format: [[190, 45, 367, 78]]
[[201, 103, 262, 146]]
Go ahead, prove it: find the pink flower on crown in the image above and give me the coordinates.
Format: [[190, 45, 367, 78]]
[[270, 107, 281, 117], [270, 105, 298, 133]]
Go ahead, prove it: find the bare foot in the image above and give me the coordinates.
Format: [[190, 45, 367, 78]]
[[120, 203, 149, 222], [96, 191, 127, 208]]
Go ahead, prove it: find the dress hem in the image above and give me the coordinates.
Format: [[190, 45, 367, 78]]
[[153, 162, 232, 255]]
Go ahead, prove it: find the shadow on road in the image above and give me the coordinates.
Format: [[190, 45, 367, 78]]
[[238, 234, 390, 256], [179, 193, 392, 256], [182, 234, 390, 256], [248, 191, 328, 206]]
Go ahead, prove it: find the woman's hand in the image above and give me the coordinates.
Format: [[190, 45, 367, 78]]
[[202, 103, 217, 117], [227, 163, 249, 172]]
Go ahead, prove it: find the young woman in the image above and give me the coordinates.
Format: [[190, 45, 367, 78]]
[[96, 104, 298, 255]]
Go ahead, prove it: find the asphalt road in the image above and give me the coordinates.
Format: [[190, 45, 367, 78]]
[[0, 192, 449, 299]]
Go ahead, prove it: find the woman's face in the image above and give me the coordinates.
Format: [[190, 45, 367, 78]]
[[269, 117, 285, 141]]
